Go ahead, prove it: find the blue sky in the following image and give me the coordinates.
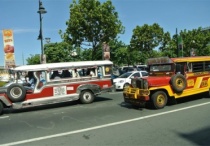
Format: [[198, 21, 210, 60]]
[[0, 0, 209, 66]]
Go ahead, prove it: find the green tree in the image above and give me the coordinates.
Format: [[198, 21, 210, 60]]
[[44, 42, 74, 63], [179, 28, 210, 57], [26, 54, 41, 65], [130, 23, 166, 53], [60, 0, 124, 60]]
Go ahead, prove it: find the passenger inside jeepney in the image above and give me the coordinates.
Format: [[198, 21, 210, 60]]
[[50, 70, 61, 79], [61, 70, 71, 78], [27, 71, 36, 88], [74, 69, 80, 78]]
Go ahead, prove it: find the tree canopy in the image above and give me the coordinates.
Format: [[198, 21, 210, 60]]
[[26, 0, 210, 66]]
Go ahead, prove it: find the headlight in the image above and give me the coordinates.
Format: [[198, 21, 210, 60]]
[[119, 80, 125, 83], [143, 80, 148, 89]]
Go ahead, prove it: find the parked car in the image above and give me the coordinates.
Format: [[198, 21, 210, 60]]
[[113, 71, 148, 90], [119, 66, 140, 75]]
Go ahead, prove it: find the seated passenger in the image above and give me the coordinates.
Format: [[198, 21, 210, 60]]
[[61, 70, 71, 78], [50, 70, 61, 79], [90, 69, 95, 76], [27, 71, 35, 88], [74, 69, 80, 78]]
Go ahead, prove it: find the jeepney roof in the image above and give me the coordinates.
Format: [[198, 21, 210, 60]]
[[171, 56, 210, 62], [147, 56, 210, 65], [146, 57, 173, 65], [13, 60, 113, 71]]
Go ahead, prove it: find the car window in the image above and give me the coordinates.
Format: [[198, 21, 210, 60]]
[[141, 72, 148, 76], [118, 72, 132, 78], [131, 72, 140, 78]]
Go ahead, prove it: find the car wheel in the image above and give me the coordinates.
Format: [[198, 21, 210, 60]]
[[151, 91, 168, 109], [79, 90, 95, 104]]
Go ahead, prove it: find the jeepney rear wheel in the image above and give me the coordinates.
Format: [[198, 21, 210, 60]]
[[79, 90, 95, 104], [0, 101, 3, 115], [7, 83, 26, 102], [171, 74, 187, 93], [151, 91, 168, 109]]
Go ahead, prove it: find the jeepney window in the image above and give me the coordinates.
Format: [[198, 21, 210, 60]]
[[150, 64, 171, 72], [50, 70, 62, 79], [192, 62, 204, 72], [61, 69, 72, 78], [204, 61, 210, 71], [176, 62, 186, 75], [104, 65, 112, 75]]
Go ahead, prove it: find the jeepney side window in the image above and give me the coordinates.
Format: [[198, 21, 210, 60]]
[[176, 62, 186, 75], [204, 61, 210, 71], [192, 62, 204, 72], [104, 65, 112, 75]]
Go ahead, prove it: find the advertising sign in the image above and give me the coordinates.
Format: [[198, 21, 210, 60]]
[[102, 42, 110, 60], [2, 29, 16, 69]]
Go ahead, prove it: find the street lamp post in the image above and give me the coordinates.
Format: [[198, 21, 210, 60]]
[[37, 0, 47, 64]]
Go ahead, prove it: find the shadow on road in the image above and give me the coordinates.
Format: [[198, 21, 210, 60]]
[[3, 96, 113, 115], [120, 93, 207, 110]]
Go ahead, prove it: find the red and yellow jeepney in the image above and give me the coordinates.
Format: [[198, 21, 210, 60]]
[[123, 56, 210, 109]]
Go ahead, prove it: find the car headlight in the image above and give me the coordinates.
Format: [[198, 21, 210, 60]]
[[119, 80, 125, 83], [143, 80, 148, 89]]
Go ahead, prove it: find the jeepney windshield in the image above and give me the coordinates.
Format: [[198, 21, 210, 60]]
[[149, 64, 172, 72]]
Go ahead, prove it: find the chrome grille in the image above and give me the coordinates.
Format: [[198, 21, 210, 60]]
[[131, 78, 143, 89]]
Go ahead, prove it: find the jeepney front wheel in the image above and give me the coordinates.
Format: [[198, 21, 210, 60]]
[[0, 101, 3, 115], [123, 83, 130, 89], [151, 91, 168, 109], [79, 90, 95, 104]]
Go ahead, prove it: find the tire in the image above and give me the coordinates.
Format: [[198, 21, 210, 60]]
[[0, 102, 3, 115], [123, 83, 130, 89], [7, 83, 26, 102], [171, 74, 187, 93], [151, 91, 168, 109], [79, 90, 95, 104]]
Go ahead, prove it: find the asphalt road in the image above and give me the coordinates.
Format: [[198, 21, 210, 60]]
[[1, 91, 210, 146]]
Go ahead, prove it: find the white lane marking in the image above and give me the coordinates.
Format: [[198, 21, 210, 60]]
[[0, 116, 9, 119], [1, 101, 210, 146]]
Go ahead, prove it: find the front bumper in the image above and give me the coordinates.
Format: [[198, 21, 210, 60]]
[[123, 87, 150, 104], [114, 83, 124, 90]]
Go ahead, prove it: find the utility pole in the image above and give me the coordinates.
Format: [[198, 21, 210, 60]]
[[176, 28, 179, 57]]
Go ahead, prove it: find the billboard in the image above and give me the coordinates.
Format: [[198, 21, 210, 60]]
[[2, 29, 16, 69], [102, 42, 110, 60]]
